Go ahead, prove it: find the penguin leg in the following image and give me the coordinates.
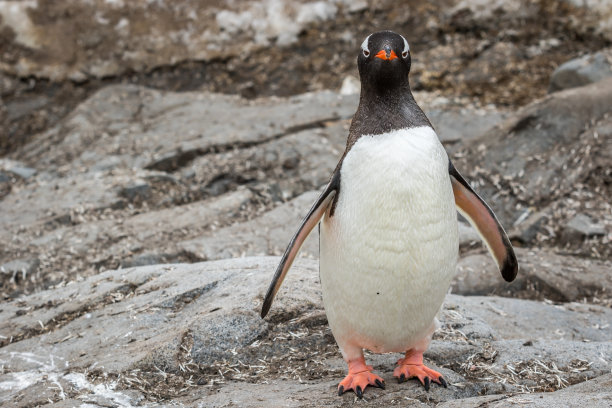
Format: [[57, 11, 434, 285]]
[[393, 321, 447, 390], [337, 344, 385, 398]]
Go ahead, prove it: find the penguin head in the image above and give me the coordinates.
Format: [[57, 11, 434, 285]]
[[358, 31, 411, 92]]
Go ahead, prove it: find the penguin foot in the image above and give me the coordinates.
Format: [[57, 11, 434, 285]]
[[393, 350, 447, 391], [338, 357, 385, 398]]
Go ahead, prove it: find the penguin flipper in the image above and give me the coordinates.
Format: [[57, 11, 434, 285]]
[[261, 171, 340, 318], [448, 160, 518, 282]]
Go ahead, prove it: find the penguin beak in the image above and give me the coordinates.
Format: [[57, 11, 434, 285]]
[[375, 45, 398, 61]]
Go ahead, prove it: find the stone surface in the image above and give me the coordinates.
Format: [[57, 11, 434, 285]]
[[453, 248, 612, 302], [0, 258, 610, 407], [562, 213, 607, 243], [0, 258, 39, 282], [452, 78, 612, 245], [550, 49, 612, 92], [180, 191, 322, 261]]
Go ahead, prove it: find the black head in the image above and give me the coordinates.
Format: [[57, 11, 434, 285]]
[[358, 31, 411, 93]]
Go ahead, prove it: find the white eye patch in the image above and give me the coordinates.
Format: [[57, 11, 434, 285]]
[[400, 35, 410, 58], [361, 34, 372, 57]]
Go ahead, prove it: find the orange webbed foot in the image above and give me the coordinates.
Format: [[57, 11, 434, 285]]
[[393, 350, 448, 391], [338, 357, 385, 398]]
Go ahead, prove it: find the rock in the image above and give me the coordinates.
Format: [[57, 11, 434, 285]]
[[339, 75, 360, 95], [179, 191, 321, 261], [5, 165, 36, 180], [0, 258, 39, 283], [458, 221, 481, 248], [14, 85, 357, 174], [121, 253, 165, 268], [453, 78, 612, 226], [16, 188, 253, 286], [119, 180, 152, 202], [452, 248, 612, 303], [460, 42, 523, 87], [549, 50, 612, 92], [562, 213, 607, 243], [0, 168, 151, 234], [438, 374, 612, 407], [0, 257, 610, 406], [510, 210, 550, 244], [0, 158, 36, 179], [428, 108, 508, 145], [560, 0, 612, 41]]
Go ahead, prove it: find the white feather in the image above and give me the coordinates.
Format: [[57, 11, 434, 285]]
[[400, 34, 410, 54], [320, 126, 458, 356], [361, 33, 371, 53]]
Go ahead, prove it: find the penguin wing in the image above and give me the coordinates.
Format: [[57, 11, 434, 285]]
[[261, 171, 341, 318], [449, 160, 518, 282]]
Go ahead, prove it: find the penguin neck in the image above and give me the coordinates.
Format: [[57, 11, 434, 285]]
[[350, 82, 431, 138]]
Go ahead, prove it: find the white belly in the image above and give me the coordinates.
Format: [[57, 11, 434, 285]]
[[320, 126, 458, 353]]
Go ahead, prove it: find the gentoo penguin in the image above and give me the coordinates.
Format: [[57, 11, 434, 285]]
[[261, 30, 518, 397]]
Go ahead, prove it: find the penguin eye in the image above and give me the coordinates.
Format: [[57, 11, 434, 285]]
[[400, 34, 410, 59], [360, 33, 372, 58]]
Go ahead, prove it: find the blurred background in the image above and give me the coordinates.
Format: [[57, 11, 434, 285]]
[[0, 1, 611, 405], [2, 0, 611, 154]]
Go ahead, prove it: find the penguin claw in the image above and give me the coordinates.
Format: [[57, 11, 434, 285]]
[[439, 376, 448, 388], [337, 365, 385, 398], [394, 360, 446, 391]]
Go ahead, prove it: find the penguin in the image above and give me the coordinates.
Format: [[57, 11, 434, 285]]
[[261, 30, 518, 398]]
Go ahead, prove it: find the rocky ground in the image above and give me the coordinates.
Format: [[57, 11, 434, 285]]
[[1, 0, 611, 407]]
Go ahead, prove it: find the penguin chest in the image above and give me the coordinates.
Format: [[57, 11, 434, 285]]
[[319, 126, 459, 352]]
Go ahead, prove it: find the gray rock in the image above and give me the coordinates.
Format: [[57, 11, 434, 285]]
[[458, 221, 481, 248], [6, 166, 36, 180], [446, 295, 612, 342], [179, 190, 322, 261], [0, 158, 36, 180], [119, 180, 152, 202], [14, 86, 358, 175], [562, 213, 607, 243], [121, 253, 165, 268], [453, 248, 612, 302], [438, 374, 612, 407], [21, 188, 252, 283], [428, 109, 508, 145], [0, 258, 610, 406], [453, 78, 612, 226], [549, 50, 612, 92], [510, 210, 550, 244], [0, 258, 39, 282]]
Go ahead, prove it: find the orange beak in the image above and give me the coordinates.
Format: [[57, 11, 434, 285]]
[[375, 49, 398, 61]]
